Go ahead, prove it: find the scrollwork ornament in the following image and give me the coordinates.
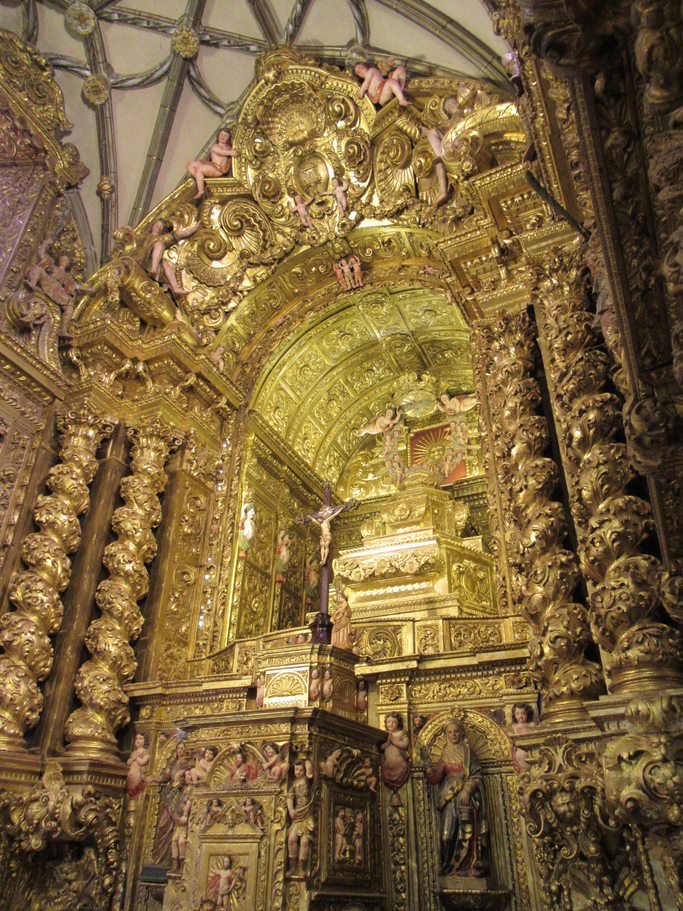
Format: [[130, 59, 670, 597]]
[[65, 419, 182, 755], [0, 407, 114, 747]]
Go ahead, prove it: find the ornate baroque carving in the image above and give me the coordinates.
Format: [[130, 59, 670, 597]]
[[65, 418, 181, 754], [0, 406, 113, 746]]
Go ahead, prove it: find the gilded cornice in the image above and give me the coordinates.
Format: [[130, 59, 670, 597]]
[[0, 29, 87, 187]]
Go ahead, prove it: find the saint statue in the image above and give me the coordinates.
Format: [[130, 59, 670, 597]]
[[426, 718, 488, 878]]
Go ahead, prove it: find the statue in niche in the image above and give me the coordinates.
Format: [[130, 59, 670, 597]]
[[153, 737, 192, 865], [127, 731, 150, 799], [204, 854, 247, 909], [186, 128, 240, 199], [425, 717, 488, 878], [510, 702, 537, 773], [230, 747, 259, 783], [170, 770, 194, 874], [304, 556, 320, 609], [380, 711, 411, 790], [355, 61, 410, 107], [331, 589, 355, 650], [238, 502, 256, 558], [274, 529, 292, 582], [287, 758, 315, 876]]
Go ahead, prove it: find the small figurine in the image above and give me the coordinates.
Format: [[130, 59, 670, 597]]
[[436, 392, 478, 417], [340, 258, 354, 289], [358, 406, 404, 437], [126, 732, 150, 798], [421, 125, 449, 206], [331, 589, 355, 651], [186, 128, 240, 199], [147, 218, 199, 297], [334, 260, 351, 291], [320, 748, 342, 778], [189, 746, 217, 783], [170, 770, 193, 873], [380, 712, 411, 790], [304, 556, 320, 608], [256, 672, 266, 709], [324, 176, 350, 216], [335, 808, 353, 862], [362, 757, 378, 792], [209, 344, 226, 373], [353, 812, 364, 865], [238, 502, 256, 558], [274, 529, 292, 582], [355, 62, 409, 107], [309, 667, 321, 702], [322, 668, 333, 701], [25, 242, 94, 337], [202, 798, 225, 829], [261, 742, 289, 781], [511, 702, 536, 773], [242, 796, 265, 830], [356, 679, 368, 716], [348, 254, 363, 288], [287, 759, 315, 876], [290, 193, 315, 230]]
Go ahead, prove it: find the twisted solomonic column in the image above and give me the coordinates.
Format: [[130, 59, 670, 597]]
[[534, 248, 683, 693], [65, 418, 182, 757], [473, 311, 603, 721], [0, 406, 114, 747]]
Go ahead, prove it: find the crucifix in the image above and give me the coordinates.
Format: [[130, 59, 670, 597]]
[[304, 483, 358, 643]]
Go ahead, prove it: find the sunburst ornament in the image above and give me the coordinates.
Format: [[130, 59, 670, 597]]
[[411, 426, 448, 471]]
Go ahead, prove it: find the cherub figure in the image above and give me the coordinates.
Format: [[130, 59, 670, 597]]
[[261, 742, 289, 781], [355, 62, 409, 107], [348, 254, 363, 288], [147, 218, 199, 297], [324, 176, 349, 216], [127, 732, 150, 798], [242, 797, 265, 830], [290, 194, 315, 230], [421, 125, 449, 205], [189, 746, 217, 783], [26, 242, 94, 336], [209, 344, 226, 373], [333, 260, 351, 291], [436, 392, 478, 417], [186, 128, 240, 199], [358, 406, 404, 437], [362, 757, 378, 792]]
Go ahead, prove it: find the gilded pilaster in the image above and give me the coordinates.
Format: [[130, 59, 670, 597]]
[[473, 312, 602, 720], [0, 405, 113, 748], [533, 248, 683, 693], [64, 418, 182, 756]]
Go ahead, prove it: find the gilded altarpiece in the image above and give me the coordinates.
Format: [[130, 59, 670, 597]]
[[0, 21, 681, 911]]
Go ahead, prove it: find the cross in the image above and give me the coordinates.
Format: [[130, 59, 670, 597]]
[[304, 483, 358, 643]]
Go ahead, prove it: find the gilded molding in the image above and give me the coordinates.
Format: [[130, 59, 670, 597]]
[[0, 405, 113, 746], [65, 418, 182, 755]]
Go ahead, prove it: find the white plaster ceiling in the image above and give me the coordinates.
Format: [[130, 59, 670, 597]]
[[0, 0, 509, 272]]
